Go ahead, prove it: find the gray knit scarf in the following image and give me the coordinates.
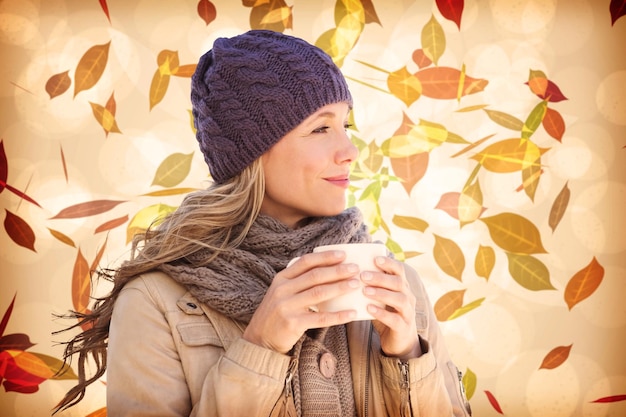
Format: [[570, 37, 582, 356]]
[[159, 207, 369, 417]]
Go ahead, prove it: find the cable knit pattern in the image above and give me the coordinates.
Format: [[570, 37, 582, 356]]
[[190, 30, 353, 183]]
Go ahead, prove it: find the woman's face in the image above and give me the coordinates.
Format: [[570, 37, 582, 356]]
[[260, 102, 358, 228]]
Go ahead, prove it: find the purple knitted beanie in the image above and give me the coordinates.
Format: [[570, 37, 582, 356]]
[[190, 30, 353, 183]]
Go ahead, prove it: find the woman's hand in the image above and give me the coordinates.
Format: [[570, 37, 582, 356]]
[[243, 250, 360, 354], [362, 257, 422, 361]]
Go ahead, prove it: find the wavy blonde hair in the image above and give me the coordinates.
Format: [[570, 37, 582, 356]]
[[54, 159, 265, 412]]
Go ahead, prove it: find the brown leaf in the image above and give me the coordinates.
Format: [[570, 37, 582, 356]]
[[50, 199, 125, 219], [0, 333, 35, 351], [434, 289, 465, 321], [421, 14, 445, 65], [45, 70, 71, 99], [74, 41, 111, 97], [611, 0, 626, 25], [539, 344, 572, 370], [59, 144, 68, 183], [1, 294, 17, 337], [4, 209, 36, 252], [72, 248, 91, 313], [95, 214, 128, 234], [1, 140, 7, 190], [564, 257, 604, 310], [360, 0, 381, 25], [197, 0, 216, 25], [549, 182, 570, 233]]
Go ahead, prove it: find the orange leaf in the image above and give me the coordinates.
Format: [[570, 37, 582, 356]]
[[74, 42, 110, 97], [433, 234, 465, 281], [72, 248, 91, 313], [434, 289, 465, 321], [539, 344, 572, 370], [60, 144, 68, 183], [47, 227, 76, 247], [415, 67, 488, 100], [90, 237, 107, 273], [105, 91, 116, 114], [412, 48, 432, 69], [95, 214, 128, 234], [4, 210, 36, 252], [50, 199, 126, 219], [197, 0, 216, 25], [542, 107, 565, 141], [86, 407, 108, 417], [435, 192, 462, 220], [564, 257, 604, 310], [45, 70, 71, 99], [387, 66, 422, 106], [9, 350, 55, 380], [390, 152, 428, 195], [173, 64, 197, 78]]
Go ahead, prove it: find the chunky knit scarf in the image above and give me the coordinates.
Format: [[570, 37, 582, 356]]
[[160, 207, 370, 416]]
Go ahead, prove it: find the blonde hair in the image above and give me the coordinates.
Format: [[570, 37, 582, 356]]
[[54, 159, 265, 412]]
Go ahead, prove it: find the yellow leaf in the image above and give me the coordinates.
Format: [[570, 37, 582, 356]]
[[72, 248, 91, 313], [259, 6, 292, 25], [90, 102, 121, 134], [387, 66, 422, 107], [520, 160, 543, 201], [127, 204, 176, 244], [149, 69, 170, 110], [434, 289, 465, 321], [421, 15, 445, 65], [47, 227, 76, 247], [463, 368, 477, 400], [448, 297, 485, 320], [392, 214, 428, 232], [151, 152, 194, 188], [481, 212, 547, 254], [458, 180, 484, 225], [74, 41, 111, 97], [522, 101, 548, 139], [141, 187, 199, 197], [433, 234, 465, 281], [471, 138, 544, 173], [474, 245, 495, 280], [157, 50, 180, 75], [483, 109, 524, 131], [506, 252, 555, 290]]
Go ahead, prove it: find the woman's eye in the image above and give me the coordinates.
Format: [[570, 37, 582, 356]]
[[344, 123, 353, 130], [312, 126, 329, 133]]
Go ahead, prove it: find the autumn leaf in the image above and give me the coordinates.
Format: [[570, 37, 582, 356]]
[[357, 139, 384, 175], [448, 297, 484, 320], [141, 187, 198, 197], [564, 257, 604, 310], [74, 41, 110, 97], [0, 350, 45, 393], [9, 350, 56, 380], [0, 333, 35, 351], [506, 252, 555, 291], [518, 160, 543, 201], [387, 66, 422, 106], [47, 228, 76, 247], [475, 245, 495, 280], [526, 70, 568, 102], [72, 248, 91, 313], [197, 0, 216, 25], [50, 199, 126, 219], [45, 70, 71, 99], [4, 210, 36, 252], [539, 344, 572, 370], [98, 0, 110, 23], [86, 407, 108, 417], [434, 289, 465, 321], [485, 390, 504, 414], [610, 0, 626, 25], [0, 141, 41, 207], [89, 95, 122, 136], [247, 0, 293, 32], [484, 109, 524, 131], [127, 204, 176, 244], [549, 182, 570, 232], [542, 107, 565, 141], [462, 368, 476, 400], [392, 215, 428, 233], [259, 6, 293, 27], [94, 214, 128, 234], [522, 100, 548, 139], [481, 212, 547, 254], [360, 0, 381, 25], [151, 152, 194, 188], [60, 144, 68, 182], [436, 0, 464, 29], [415, 66, 487, 100], [591, 394, 626, 403], [458, 179, 485, 225], [471, 138, 546, 173], [173, 64, 197, 77], [421, 15, 446, 65], [1, 294, 17, 337], [433, 234, 465, 281], [412, 49, 432, 69]]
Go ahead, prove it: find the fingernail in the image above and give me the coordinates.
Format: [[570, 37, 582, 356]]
[[363, 286, 375, 295], [361, 271, 372, 281], [375, 256, 386, 265], [346, 263, 359, 273]]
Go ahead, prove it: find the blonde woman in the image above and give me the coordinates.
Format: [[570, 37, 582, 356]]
[[56, 30, 471, 417]]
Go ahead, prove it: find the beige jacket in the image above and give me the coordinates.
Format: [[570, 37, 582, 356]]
[[107, 268, 471, 416]]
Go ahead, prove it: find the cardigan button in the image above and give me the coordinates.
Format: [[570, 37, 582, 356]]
[[319, 352, 336, 379], [186, 302, 197, 309]]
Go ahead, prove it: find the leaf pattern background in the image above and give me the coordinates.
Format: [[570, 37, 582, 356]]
[[1, 1, 625, 416]]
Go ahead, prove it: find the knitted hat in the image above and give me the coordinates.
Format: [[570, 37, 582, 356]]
[[190, 30, 353, 183]]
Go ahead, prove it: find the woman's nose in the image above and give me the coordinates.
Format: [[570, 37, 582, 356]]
[[337, 132, 359, 164]]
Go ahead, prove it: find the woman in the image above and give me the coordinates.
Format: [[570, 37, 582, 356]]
[[56, 30, 471, 416]]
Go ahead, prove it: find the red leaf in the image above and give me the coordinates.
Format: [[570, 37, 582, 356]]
[[0, 294, 16, 337], [485, 390, 503, 414], [50, 199, 126, 219], [591, 394, 626, 403], [436, 0, 464, 29], [0, 140, 7, 192], [99, 0, 111, 23], [0, 351, 44, 393], [0, 333, 35, 351], [610, 0, 626, 25], [528, 79, 568, 102], [4, 210, 36, 252], [542, 107, 565, 141], [197, 0, 216, 25]]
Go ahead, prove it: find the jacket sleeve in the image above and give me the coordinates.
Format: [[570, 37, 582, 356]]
[[107, 274, 291, 417], [379, 266, 472, 416]]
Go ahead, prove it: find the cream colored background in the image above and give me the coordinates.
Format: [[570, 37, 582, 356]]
[[1, 0, 625, 416]]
